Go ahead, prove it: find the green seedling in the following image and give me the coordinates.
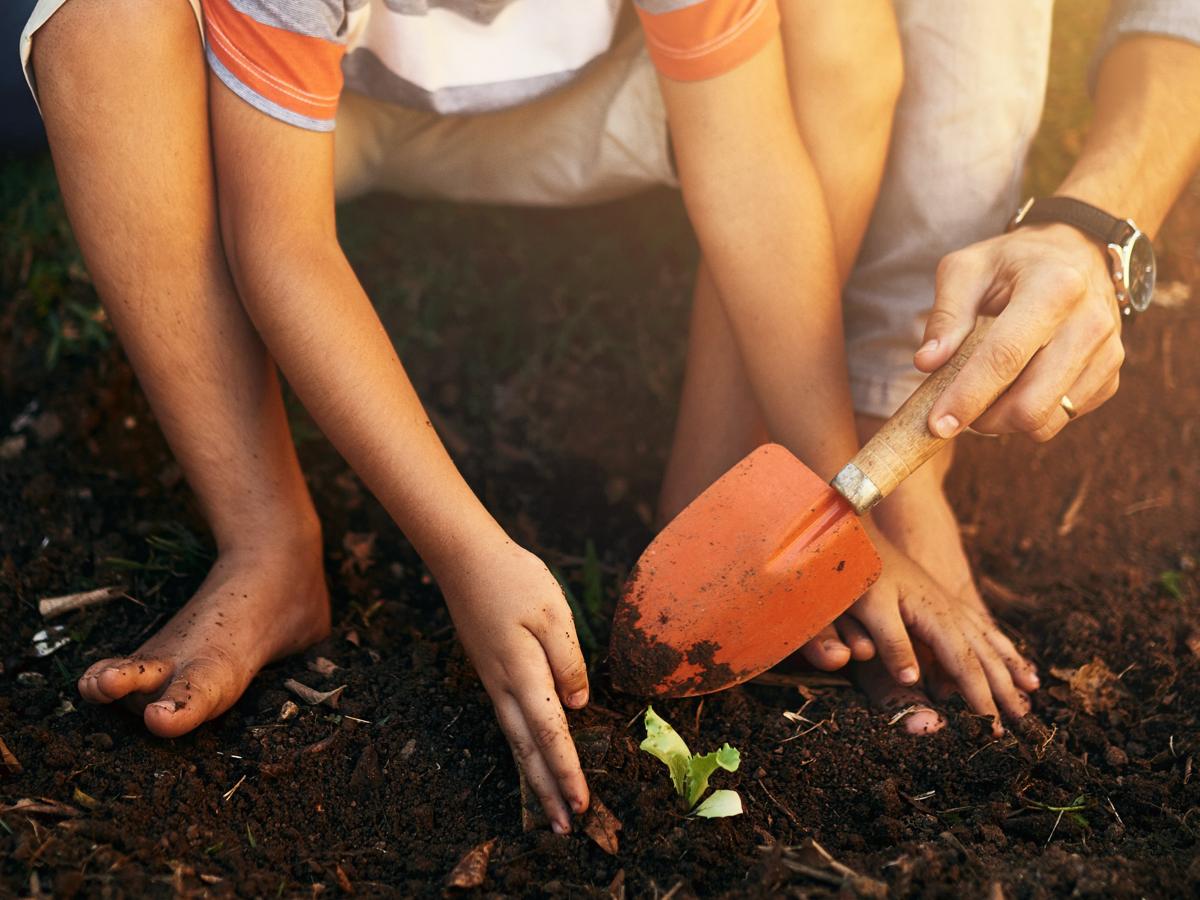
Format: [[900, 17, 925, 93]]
[[640, 706, 743, 818], [1159, 570, 1186, 600]]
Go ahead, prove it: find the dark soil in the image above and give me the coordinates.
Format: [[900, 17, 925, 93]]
[[3, 184, 1200, 898]]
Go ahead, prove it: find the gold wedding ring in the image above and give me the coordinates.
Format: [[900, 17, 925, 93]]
[[1060, 395, 1078, 420]]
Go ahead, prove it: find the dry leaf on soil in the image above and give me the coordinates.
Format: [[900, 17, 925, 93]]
[[1049, 657, 1130, 715], [0, 736, 21, 775], [284, 678, 346, 709], [307, 656, 340, 676], [582, 798, 622, 855], [445, 838, 496, 889]]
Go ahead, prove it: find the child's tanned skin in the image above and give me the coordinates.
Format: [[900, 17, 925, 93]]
[[209, 81, 592, 830], [36, 0, 587, 834]]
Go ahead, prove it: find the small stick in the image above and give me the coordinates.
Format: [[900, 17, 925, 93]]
[[756, 778, 802, 827], [39, 586, 127, 620], [1106, 796, 1125, 828], [1056, 470, 1092, 537], [222, 774, 247, 803]]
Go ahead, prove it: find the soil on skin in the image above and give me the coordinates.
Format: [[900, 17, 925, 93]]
[[3, 186, 1200, 898]]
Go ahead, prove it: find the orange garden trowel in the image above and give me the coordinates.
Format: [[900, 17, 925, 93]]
[[610, 322, 996, 697]]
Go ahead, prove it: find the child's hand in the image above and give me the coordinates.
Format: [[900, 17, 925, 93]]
[[439, 539, 590, 833], [805, 531, 1037, 735]]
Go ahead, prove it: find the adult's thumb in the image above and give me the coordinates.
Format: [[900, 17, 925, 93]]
[[915, 250, 991, 372]]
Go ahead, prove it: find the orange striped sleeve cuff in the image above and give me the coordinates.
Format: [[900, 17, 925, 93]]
[[636, 0, 780, 82], [200, 0, 345, 131]]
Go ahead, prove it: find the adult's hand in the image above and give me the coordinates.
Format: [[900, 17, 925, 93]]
[[914, 220, 1124, 442]]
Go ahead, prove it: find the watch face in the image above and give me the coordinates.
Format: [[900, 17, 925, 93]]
[[1127, 232, 1156, 312]]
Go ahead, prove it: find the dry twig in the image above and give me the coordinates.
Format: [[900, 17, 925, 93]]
[[38, 586, 127, 619]]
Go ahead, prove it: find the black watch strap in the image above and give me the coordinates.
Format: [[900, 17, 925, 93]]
[[1010, 197, 1134, 246]]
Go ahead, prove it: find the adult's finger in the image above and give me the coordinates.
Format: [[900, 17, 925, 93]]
[[531, 620, 590, 709], [927, 274, 1074, 438], [1063, 337, 1124, 417], [915, 248, 995, 372], [972, 311, 1116, 436], [493, 693, 575, 833]]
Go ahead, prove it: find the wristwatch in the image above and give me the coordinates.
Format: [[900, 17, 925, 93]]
[[1008, 196, 1156, 316]]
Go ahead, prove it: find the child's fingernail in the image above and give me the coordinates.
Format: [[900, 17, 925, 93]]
[[149, 700, 177, 714], [567, 690, 588, 708], [918, 339, 939, 355], [899, 666, 919, 685], [572, 798, 587, 814], [933, 414, 960, 438], [1029, 672, 1040, 688], [823, 640, 848, 655], [551, 820, 568, 835]]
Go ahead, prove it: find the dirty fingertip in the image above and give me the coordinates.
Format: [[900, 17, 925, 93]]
[[898, 666, 920, 685], [566, 690, 588, 709]]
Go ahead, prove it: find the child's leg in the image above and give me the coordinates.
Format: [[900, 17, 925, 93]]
[[33, 0, 329, 738], [655, 263, 767, 529]]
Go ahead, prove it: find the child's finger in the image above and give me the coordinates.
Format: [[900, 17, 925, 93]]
[[512, 671, 590, 815], [856, 602, 920, 686], [982, 627, 1040, 692], [531, 622, 590, 709], [836, 616, 876, 661], [970, 632, 1031, 721], [493, 693, 574, 833], [929, 633, 1003, 736], [799, 624, 851, 671]]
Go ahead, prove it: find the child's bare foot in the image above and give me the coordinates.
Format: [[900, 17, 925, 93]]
[[77, 532, 329, 738]]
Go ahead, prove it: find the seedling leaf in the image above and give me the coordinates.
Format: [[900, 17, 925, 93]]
[[692, 789, 742, 818], [640, 706, 691, 796], [640, 707, 742, 818], [685, 743, 740, 809]]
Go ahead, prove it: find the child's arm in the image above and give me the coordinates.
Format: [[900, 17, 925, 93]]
[[653, 17, 1032, 731], [206, 76, 589, 832]]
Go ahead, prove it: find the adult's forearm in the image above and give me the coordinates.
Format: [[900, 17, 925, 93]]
[[231, 242, 505, 568], [1058, 35, 1200, 233]]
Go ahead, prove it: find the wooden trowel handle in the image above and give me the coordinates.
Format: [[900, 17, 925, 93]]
[[832, 318, 995, 514]]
